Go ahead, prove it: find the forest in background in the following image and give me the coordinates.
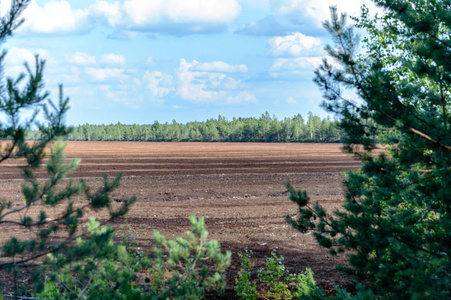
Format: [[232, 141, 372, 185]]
[[27, 112, 342, 142]]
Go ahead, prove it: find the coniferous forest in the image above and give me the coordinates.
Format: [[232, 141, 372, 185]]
[[27, 112, 342, 142]]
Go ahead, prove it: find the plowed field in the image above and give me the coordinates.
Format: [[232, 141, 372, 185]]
[[0, 142, 362, 296]]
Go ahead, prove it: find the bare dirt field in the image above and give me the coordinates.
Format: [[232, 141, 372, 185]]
[[0, 142, 362, 297]]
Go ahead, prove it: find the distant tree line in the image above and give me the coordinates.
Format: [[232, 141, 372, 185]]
[[27, 112, 343, 142]]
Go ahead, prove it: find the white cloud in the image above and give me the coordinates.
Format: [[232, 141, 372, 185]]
[[176, 59, 256, 104], [3, 47, 57, 78], [67, 52, 126, 67], [268, 57, 326, 79], [263, 16, 350, 80], [85, 67, 128, 82], [11, 0, 241, 37], [67, 52, 96, 66], [4, 47, 52, 66], [18, 1, 91, 35], [239, 0, 383, 36], [177, 59, 225, 102], [91, 0, 241, 35], [190, 60, 248, 73], [2, 48, 85, 88], [100, 53, 126, 66], [268, 32, 322, 57], [270, 57, 324, 71], [224, 92, 258, 104], [89, 1, 123, 27], [143, 71, 175, 98], [271, 0, 381, 27], [212, 77, 240, 90], [124, 0, 240, 24]]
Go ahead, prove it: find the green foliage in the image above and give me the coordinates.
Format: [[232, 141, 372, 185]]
[[149, 214, 232, 299], [291, 268, 324, 299], [235, 250, 258, 300], [0, 138, 135, 295], [257, 250, 292, 299], [235, 249, 324, 300], [118, 218, 144, 271], [287, 3, 451, 299], [26, 112, 343, 143], [0, 1, 135, 296], [35, 214, 231, 299], [35, 280, 62, 299], [35, 217, 140, 299]]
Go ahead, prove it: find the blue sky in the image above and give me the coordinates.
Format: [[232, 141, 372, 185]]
[[1, 0, 379, 125]]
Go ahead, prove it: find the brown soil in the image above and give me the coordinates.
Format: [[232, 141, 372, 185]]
[[0, 142, 361, 297]]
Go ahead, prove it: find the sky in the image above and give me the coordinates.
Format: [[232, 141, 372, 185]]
[[0, 0, 380, 125]]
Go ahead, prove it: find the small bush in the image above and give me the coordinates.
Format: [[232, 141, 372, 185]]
[[235, 249, 325, 300], [148, 214, 232, 299], [118, 218, 145, 271], [35, 214, 231, 299], [235, 250, 258, 300]]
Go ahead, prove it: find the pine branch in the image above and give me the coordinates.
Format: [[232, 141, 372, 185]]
[[409, 128, 451, 151]]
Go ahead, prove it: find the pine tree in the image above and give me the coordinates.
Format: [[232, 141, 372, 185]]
[[0, 1, 135, 295], [287, 2, 450, 298]]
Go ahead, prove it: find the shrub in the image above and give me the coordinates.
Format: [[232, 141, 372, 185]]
[[235, 249, 324, 300], [35, 214, 231, 299], [148, 214, 232, 299], [235, 250, 257, 300]]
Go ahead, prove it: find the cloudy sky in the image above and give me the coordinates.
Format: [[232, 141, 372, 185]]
[[1, 0, 379, 125]]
